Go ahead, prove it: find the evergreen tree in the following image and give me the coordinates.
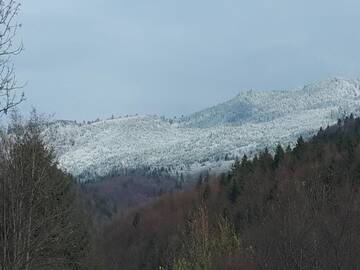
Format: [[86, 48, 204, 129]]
[[296, 136, 305, 148], [273, 144, 285, 168], [241, 154, 248, 166], [231, 158, 241, 176], [285, 145, 292, 154]]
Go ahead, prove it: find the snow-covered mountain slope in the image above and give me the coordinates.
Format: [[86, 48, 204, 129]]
[[44, 78, 360, 180], [182, 78, 360, 128]]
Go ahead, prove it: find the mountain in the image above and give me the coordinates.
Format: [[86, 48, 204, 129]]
[[182, 78, 360, 127], [44, 78, 360, 180]]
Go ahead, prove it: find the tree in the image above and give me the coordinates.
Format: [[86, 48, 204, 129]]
[[196, 174, 203, 190], [0, 0, 25, 115], [273, 144, 285, 168], [171, 206, 240, 270], [296, 136, 305, 147], [228, 180, 241, 204], [293, 136, 305, 159], [202, 183, 211, 201], [285, 145, 292, 154], [0, 115, 90, 270], [230, 158, 241, 176], [241, 155, 248, 168]]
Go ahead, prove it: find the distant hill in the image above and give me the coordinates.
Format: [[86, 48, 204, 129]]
[[44, 78, 360, 180], [96, 113, 360, 270], [181, 77, 360, 127]]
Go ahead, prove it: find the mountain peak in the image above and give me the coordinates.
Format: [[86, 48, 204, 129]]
[[302, 77, 360, 97]]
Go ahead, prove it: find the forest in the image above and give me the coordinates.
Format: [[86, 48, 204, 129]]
[[2, 114, 360, 269], [91, 114, 360, 270]]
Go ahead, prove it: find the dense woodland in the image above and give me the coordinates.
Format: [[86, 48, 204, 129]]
[[92, 115, 360, 270], [3, 115, 360, 269]]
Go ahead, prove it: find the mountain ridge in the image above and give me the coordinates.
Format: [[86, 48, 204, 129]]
[[181, 77, 360, 128], [44, 77, 360, 180]]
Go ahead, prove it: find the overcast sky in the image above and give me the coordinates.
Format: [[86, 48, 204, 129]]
[[14, 0, 360, 120]]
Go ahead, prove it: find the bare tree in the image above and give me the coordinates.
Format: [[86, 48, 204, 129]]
[[0, 114, 91, 270], [0, 0, 24, 115]]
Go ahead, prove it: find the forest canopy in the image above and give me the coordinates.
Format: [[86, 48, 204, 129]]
[[96, 115, 360, 270]]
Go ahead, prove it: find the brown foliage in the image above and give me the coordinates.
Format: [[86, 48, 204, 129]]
[[94, 116, 360, 270]]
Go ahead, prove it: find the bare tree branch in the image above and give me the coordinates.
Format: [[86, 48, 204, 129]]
[[0, 0, 24, 116]]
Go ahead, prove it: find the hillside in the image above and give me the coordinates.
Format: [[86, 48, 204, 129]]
[[44, 78, 360, 180], [182, 78, 360, 127], [96, 115, 360, 270]]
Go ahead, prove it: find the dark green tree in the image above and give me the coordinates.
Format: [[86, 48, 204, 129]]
[[273, 144, 285, 168]]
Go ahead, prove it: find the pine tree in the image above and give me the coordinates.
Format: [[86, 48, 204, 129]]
[[241, 154, 248, 168], [286, 145, 292, 154], [273, 144, 285, 168], [297, 136, 305, 148]]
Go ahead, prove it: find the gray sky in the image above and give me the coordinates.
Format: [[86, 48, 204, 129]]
[[14, 0, 360, 120]]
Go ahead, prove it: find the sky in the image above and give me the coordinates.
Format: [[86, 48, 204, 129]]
[[13, 0, 360, 121]]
